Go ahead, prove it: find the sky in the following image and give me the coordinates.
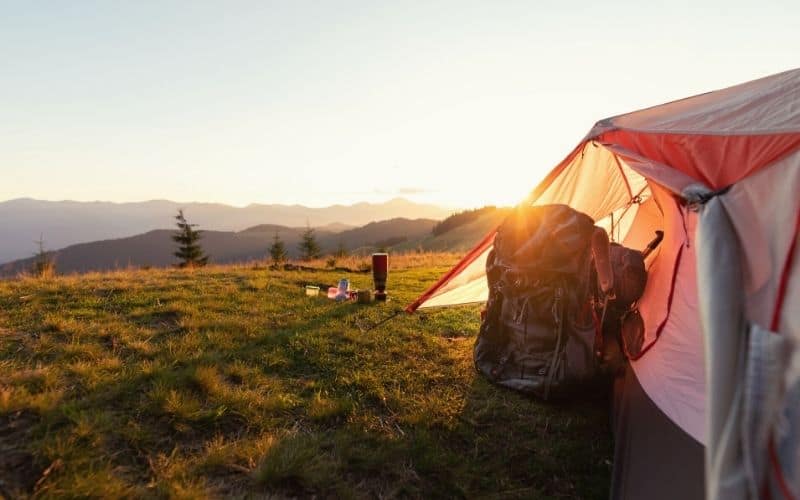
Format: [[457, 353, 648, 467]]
[[1, 1, 798, 209]]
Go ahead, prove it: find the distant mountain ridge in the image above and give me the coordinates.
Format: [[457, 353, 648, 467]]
[[0, 198, 453, 263], [0, 218, 440, 276], [0, 205, 515, 277]]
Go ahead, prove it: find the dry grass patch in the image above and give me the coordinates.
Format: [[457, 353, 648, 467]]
[[0, 257, 611, 498]]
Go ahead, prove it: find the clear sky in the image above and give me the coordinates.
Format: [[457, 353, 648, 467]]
[[2, 1, 798, 208]]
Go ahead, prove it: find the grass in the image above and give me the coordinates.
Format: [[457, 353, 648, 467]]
[[0, 255, 612, 498]]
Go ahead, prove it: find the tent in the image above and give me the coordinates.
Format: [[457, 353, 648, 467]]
[[407, 69, 800, 499]]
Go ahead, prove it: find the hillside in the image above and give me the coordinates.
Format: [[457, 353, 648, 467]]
[[396, 207, 512, 254], [0, 260, 611, 497], [0, 198, 452, 263], [0, 218, 438, 277], [328, 218, 439, 252], [0, 206, 518, 278]]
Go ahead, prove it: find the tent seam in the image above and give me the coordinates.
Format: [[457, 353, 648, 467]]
[[770, 207, 800, 331], [609, 126, 800, 137]]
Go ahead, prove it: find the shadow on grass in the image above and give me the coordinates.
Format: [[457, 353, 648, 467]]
[[245, 375, 612, 498], [2, 288, 612, 498], [201, 303, 613, 498]]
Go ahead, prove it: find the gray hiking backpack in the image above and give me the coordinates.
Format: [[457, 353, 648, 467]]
[[474, 204, 650, 400]]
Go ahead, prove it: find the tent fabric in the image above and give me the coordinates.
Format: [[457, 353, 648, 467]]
[[596, 129, 800, 190], [611, 364, 705, 500], [407, 68, 800, 496], [700, 150, 800, 500], [591, 68, 800, 189], [526, 142, 650, 221], [601, 143, 703, 195], [719, 151, 800, 328], [404, 228, 495, 311], [624, 183, 686, 359], [695, 194, 797, 500], [743, 323, 790, 499], [695, 194, 750, 500], [592, 69, 800, 135], [630, 206, 705, 443], [411, 244, 492, 309]]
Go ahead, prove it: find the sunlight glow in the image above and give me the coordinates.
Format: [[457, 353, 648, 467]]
[[1, 2, 798, 208]]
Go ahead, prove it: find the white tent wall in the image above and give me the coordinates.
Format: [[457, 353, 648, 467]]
[[602, 68, 800, 134], [619, 182, 681, 348], [631, 205, 705, 443], [700, 149, 800, 499], [720, 150, 800, 329], [531, 141, 649, 221], [618, 196, 663, 253], [416, 245, 491, 308]]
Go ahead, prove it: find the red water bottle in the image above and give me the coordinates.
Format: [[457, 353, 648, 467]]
[[372, 253, 388, 302]]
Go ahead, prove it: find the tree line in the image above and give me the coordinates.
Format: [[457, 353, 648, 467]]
[[173, 209, 335, 268], [156, 209, 345, 268], [29, 209, 344, 277]]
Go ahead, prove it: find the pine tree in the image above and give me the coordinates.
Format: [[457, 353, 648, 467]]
[[172, 209, 209, 268], [298, 223, 321, 261], [269, 231, 288, 267], [32, 234, 55, 278]]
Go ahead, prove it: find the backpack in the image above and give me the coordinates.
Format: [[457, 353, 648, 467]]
[[474, 204, 649, 399], [595, 242, 649, 373]]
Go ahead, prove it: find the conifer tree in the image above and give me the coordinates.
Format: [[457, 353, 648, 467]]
[[32, 234, 55, 278], [298, 223, 321, 261], [172, 209, 209, 268], [269, 231, 288, 267]]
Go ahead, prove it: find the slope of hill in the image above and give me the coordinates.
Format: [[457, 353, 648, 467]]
[[0, 218, 438, 276], [395, 207, 512, 254], [431, 206, 505, 236], [326, 218, 438, 253], [0, 262, 611, 498], [0, 198, 451, 263]]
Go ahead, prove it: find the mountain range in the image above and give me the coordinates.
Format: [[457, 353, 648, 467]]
[[0, 207, 510, 278], [0, 198, 453, 264], [0, 218, 444, 276], [0, 198, 513, 277]]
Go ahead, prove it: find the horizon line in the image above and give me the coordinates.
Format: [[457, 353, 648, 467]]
[[0, 196, 471, 210]]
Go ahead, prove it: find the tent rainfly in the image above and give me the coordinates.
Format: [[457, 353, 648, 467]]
[[407, 68, 800, 500]]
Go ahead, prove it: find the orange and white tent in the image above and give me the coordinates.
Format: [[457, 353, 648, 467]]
[[408, 68, 800, 499]]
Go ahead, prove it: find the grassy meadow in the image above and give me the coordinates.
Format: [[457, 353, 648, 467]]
[[0, 254, 611, 498]]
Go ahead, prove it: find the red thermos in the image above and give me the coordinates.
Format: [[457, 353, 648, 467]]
[[372, 253, 388, 301]]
